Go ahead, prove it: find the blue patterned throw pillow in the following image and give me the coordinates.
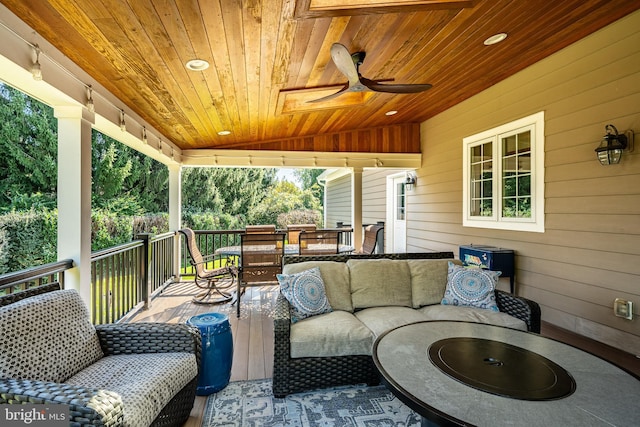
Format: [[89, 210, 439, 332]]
[[442, 261, 500, 311], [277, 267, 332, 323]]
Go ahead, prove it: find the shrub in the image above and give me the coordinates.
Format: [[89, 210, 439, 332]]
[[133, 214, 169, 236], [0, 209, 57, 273], [182, 211, 244, 231], [0, 209, 248, 275], [91, 209, 134, 251], [0, 226, 9, 273], [276, 209, 322, 228]]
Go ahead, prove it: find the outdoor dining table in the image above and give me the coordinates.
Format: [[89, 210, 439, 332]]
[[215, 244, 354, 257]]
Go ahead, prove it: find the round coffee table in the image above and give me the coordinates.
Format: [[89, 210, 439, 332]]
[[373, 321, 640, 426]]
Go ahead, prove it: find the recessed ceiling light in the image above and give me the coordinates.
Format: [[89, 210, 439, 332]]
[[484, 33, 507, 46], [385, 110, 398, 116], [186, 59, 210, 71], [217, 130, 231, 136]]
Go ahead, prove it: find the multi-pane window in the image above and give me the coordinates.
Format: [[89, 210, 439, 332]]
[[501, 130, 531, 219], [396, 182, 405, 221], [463, 112, 544, 233], [470, 141, 493, 217]]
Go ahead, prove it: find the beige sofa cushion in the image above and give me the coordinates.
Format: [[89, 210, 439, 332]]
[[418, 304, 527, 331], [355, 306, 427, 338], [348, 259, 412, 309], [290, 310, 373, 357], [408, 259, 462, 308], [282, 261, 352, 312]]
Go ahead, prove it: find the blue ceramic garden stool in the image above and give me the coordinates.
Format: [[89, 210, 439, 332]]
[[187, 313, 233, 395]]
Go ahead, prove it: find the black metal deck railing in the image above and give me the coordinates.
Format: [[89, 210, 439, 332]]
[[0, 226, 355, 324], [90, 239, 146, 324], [0, 259, 75, 294]]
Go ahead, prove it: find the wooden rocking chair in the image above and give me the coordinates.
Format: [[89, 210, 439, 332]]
[[180, 228, 237, 304]]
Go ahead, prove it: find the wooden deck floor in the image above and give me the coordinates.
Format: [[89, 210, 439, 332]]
[[126, 279, 639, 427], [126, 279, 277, 427]]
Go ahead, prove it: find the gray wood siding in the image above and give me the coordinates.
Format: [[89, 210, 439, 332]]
[[362, 169, 401, 225], [324, 170, 400, 226], [413, 11, 640, 355], [324, 174, 351, 228]]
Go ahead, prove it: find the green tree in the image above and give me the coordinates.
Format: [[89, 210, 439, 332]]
[[295, 168, 325, 207], [0, 83, 169, 216], [92, 131, 168, 215], [0, 83, 57, 212], [181, 167, 276, 219], [250, 180, 322, 226], [295, 169, 325, 190]]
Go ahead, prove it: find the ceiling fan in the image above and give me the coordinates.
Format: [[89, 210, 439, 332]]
[[308, 43, 432, 103]]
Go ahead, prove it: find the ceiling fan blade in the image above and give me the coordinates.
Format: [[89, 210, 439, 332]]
[[361, 77, 432, 93], [330, 43, 361, 87], [306, 83, 351, 103]]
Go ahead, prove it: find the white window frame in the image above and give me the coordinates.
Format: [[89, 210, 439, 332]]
[[462, 111, 545, 233]]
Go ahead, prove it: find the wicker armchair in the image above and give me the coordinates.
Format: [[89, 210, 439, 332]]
[[0, 284, 201, 427], [273, 252, 541, 397]]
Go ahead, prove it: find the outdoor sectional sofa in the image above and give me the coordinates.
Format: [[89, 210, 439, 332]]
[[0, 283, 200, 427], [273, 252, 541, 397]]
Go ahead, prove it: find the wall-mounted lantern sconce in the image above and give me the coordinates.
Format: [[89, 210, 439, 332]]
[[405, 172, 417, 191], [595, 124, 634, 165]]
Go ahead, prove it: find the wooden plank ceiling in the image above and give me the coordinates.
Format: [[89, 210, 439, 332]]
[[0, 0, 638, 154]]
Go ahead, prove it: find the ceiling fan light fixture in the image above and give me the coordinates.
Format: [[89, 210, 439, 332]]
[[186, 59, 209, 71], [484, 33, 507, 46], [308, 43, 432, 103]]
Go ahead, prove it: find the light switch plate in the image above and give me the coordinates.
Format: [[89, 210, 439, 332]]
[[614, 298, 633, 320]]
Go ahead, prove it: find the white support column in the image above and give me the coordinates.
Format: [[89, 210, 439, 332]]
[[55, 106, 94, 308], [168, 164, 182, 277], [351, 167, 363, 251]]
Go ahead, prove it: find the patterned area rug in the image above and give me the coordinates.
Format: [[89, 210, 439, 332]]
[[202, 379, 421, 427]]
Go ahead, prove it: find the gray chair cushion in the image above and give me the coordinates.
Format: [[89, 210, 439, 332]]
[[67, 352, 197, 427], [0, 289, 103, 382]]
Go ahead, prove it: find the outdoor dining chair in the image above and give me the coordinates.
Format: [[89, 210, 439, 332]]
[[179, 228, 237, 304], [245, 224, 277, 233], [237, 232, 286, 317], [286, 223, 316, 244], [358, 224, 384, 254], [298, 230, 340, 255]]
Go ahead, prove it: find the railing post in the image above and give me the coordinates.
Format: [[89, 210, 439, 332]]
[[336, 222, 353, 246], [376, 221, 385, 254], [138, 233, 151, 310]]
